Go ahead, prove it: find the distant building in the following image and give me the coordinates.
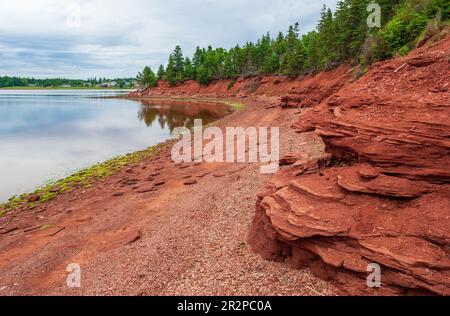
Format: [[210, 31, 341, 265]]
[[98, 81, 117, 88]]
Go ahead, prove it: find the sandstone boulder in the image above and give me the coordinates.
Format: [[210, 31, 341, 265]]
[[249, 36, 450, 295]]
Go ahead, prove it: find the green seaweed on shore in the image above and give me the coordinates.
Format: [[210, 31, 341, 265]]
[[40, 224, 51, 230], [225, 101, 245, 111], [0, 97, 242, 217], [0, 144, 164, 217]]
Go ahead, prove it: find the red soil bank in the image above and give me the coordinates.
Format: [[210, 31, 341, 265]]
[[250, 36, 450, 295], [130, 64, 353, 104]]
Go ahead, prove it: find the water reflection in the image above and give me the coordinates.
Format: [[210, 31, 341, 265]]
[[137, 99, 231, 132], [0, 91, 230, 201]]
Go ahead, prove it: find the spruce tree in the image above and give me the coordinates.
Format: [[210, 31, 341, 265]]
[[183, 57, 195, 80], [137, 66, 157, 87], [172, 45, 185, 82], [157, 64, 165, 81], [136, 0, 448, 85], [283, 23, 302, 77], [164, 54, 177, 86]]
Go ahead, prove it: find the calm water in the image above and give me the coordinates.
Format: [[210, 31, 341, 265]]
[[0, 90, 229, 202]]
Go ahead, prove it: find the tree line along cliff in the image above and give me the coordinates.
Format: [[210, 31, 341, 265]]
[[137, 0, 449, 88]]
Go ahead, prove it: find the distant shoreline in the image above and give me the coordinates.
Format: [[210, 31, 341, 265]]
[[0, 87, 135, 90]]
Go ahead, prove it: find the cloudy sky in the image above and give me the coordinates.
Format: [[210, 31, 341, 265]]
[[0, 0, 338, 79]]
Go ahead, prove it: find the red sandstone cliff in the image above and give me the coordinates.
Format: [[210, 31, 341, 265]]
[[130, 64, 353, 104], [250, 36, 450, 295], [132, 35, 450, 296]]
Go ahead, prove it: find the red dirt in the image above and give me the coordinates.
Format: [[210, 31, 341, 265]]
[[0, 98, 333, 296], [130, 64, 353, 105]]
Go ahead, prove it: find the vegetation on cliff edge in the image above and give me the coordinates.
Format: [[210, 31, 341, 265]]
[[137, 0, 448, 87]]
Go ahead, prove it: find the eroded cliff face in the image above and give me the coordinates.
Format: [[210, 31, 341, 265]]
[[131, 35, 449, 295], [130, 65, 352, 103], [249, 36, 450, 295]]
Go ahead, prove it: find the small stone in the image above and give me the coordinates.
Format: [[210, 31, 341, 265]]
[[357, 166, 379, 180], [46, 227, 65, 237], [0, 227, 18, 235], [28, 194, 42, 203], [23, 226, 41, 233], [49, 187, 60, 193], [279, 155, 298, 166], [136, 187, 155, 194], [196, 172, 211, 178], [183, 179, 198, 185], [76, 217, 92, 223], [126, 230, 141, 244]]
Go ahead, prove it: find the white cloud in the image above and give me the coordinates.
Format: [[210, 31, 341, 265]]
[[0, 0, 338, 78]]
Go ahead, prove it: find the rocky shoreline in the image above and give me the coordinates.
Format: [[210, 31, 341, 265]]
[[0, 93, 334, 295], [249, 36, 450, 295], [0, 35, 448, 296]]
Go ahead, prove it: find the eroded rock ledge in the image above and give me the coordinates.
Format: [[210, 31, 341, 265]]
[[249, 36, 450, 295]]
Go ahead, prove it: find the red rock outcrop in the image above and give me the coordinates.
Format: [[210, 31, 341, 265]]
[[249, 36, 450, 295], [279, 67, 351, 108], [130, 65, 352, 102]]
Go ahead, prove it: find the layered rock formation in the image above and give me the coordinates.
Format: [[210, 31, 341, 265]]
[[279, 67, 350, 109], [130, 65, 352, 101], [250, 36, 450, 295]]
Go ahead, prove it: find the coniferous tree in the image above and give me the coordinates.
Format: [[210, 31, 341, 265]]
[[192, 47, 204, 73], [172, 45, 185, 82], [140, 0, 448, 86], [282, 23, 303, 77], [273, 32, 286, 73], [183, 57, 195, 80], [157, 64, 166, 81], [137, 66, 157, 87], [164, 54, 178, 86]]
